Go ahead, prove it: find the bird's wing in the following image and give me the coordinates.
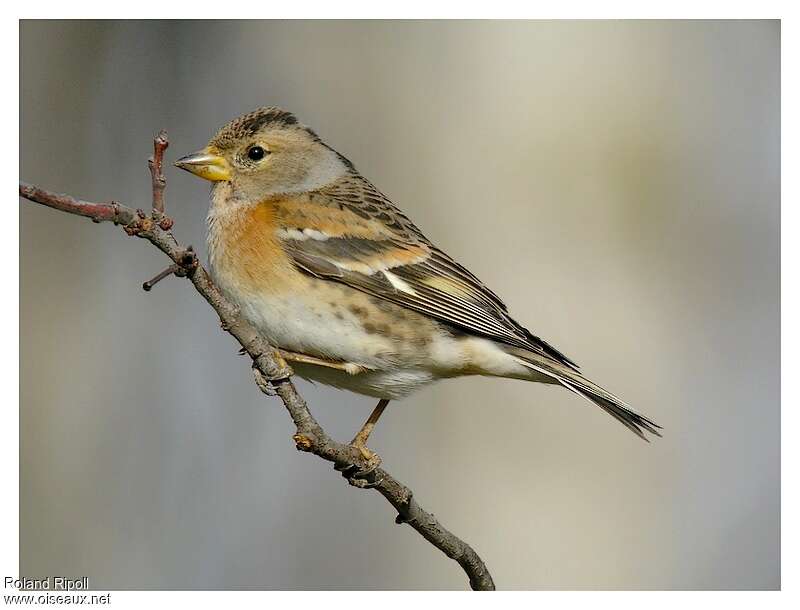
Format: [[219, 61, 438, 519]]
[[274, 175, 579, 370]]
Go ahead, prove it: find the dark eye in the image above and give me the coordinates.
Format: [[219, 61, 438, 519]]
[[247, 145, 267, 161]]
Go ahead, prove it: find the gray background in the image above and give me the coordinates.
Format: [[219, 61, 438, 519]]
[[20, 20, 779, 589]]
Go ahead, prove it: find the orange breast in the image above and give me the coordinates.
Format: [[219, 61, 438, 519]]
[[210, 200, 300, 294]]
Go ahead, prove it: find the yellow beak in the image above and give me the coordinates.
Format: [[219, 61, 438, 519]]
[[174, 148, 232, 182]]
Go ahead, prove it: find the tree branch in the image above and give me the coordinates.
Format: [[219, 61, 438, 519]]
[[18, 131, 496, 591], [148, 130, 169, 217]]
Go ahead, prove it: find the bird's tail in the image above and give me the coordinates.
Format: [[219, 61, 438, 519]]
[[506, 347, 662, 441]]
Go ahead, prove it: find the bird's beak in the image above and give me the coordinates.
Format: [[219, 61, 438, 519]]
[[174, 148, 232, 182]]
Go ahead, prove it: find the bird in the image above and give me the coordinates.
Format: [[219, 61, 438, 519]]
[[174, 106, 661, 463]]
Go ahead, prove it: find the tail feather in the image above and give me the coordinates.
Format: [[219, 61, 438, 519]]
[[507, 348, 662, 441]]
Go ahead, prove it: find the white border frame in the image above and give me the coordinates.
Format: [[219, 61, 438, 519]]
[[8, 5, 794, 606]]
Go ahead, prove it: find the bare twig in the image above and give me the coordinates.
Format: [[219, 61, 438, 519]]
[[142, 247, 197, 291], [142, 264, 180, 291], [19, 184, 132, 224], [18, 131, 496, 591], [148, 130, 168, 217]]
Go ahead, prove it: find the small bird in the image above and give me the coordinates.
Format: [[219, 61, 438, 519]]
[[175, 107, 660, 461]]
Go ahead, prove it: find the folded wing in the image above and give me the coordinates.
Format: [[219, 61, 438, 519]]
[[276, 175, 579, 370]]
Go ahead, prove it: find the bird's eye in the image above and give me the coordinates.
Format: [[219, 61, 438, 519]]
[[247, 146, 267, 161]]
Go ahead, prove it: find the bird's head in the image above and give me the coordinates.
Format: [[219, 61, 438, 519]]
[[175, 107, 352, 201]]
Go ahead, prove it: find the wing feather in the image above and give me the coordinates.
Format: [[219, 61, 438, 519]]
[[276, 175, 580, 370]]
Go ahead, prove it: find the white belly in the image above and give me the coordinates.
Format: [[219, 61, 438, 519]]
[[224, 280, 410, 369], [209, 258, 536, 399], [290, 361, 436, 399]]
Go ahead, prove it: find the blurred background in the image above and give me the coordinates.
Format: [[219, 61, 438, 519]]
[[19, 20, 779, 590]]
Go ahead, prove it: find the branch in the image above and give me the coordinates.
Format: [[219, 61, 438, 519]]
[[18, 131, 496, 591], [148, 130, 168, 216]]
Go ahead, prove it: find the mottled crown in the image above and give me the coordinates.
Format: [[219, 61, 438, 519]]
[[210, 106, 311, 149], [209, 106, 355, 171]]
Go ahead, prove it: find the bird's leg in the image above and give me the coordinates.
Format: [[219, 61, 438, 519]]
[[350, 399, 390, 466], [277, 349, 367, 375]]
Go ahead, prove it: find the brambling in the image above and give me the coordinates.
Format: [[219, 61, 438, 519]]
[[175, 107, 660, 460]]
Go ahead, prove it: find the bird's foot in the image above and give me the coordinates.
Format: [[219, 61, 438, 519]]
[[353, 441, 381, 468], [349, 434, 383, 477], [334, 442, 383, 488]]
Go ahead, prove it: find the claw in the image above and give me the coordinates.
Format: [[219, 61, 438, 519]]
[[360, 474, 384, 489], [349, 440, 382, 474], [344, 469, 383, 489], [353, 456, 381, 478], [252, 367, 278, 396], [334, 462, 358, 475], [334, 446, 383, 487]]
